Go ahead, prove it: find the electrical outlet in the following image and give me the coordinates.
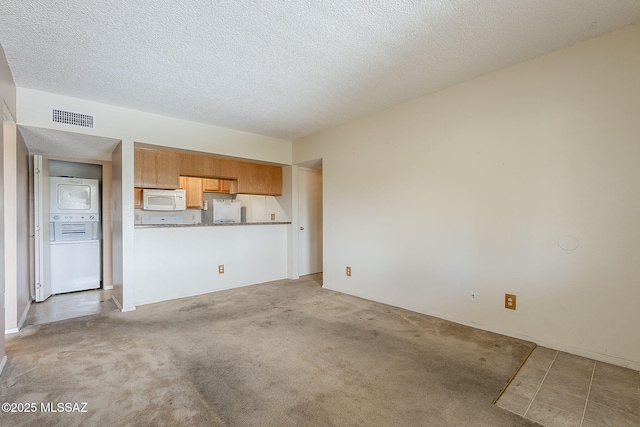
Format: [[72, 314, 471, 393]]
[[470, 291, 478, 302], [505, 294, 516, 310], [346, 266, 351, 277], [218, 265, 224, 274], [271, 213, 275, 220]]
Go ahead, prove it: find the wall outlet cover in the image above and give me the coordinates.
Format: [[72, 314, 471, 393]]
[[505, 294, 516, 310]]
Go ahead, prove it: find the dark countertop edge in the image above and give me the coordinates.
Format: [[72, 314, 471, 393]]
[[135, 222, 291, 228]]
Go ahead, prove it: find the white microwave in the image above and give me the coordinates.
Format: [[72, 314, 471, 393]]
[[142, 189, 187, 211]]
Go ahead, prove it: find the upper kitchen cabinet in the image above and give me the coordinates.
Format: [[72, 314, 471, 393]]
[[203, 178, 234, 193], [180, 153, 215, 177], [236, 163, 283, 196], [134, 146, 282, 195], [213, 158, 241, 179], [134, 147, 180, 189], [202, 178, 220, 192], [179, 176, 204, 209]]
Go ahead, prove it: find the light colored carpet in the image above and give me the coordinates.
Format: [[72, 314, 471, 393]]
[[1, 274, 540, 426]]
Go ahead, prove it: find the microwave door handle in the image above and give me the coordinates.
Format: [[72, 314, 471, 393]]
[[173, 197, 176, 210]]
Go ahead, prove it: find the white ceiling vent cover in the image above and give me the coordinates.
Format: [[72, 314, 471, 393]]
[[50, 107, 95, 129]]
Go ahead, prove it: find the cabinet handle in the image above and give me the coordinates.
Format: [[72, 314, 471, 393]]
[[300, 227, 305, 231]]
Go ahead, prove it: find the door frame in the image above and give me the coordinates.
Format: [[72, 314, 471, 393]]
[[295, 161, 323, 278]]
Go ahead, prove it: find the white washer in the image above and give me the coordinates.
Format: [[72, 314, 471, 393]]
[[50, 240, 101, 294]]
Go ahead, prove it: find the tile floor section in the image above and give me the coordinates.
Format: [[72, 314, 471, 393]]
[[497, 346, 640, 427], [24, 289, 117, 327]]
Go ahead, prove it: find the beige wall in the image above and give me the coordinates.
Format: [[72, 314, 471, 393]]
[[3, 111, 29, 333], [15, 130, 30, 328], [2, 120, 17, 330], [293, 24, 640, 369], [0, 41, 16, 371]]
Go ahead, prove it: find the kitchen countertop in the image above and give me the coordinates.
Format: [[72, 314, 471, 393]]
[[135, 221, 291, 228]]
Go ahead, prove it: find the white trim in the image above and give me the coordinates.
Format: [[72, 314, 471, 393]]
[[0, 356, 7, 376], [17, 300, 32, 330], [2, 100, 15, 122], [111, 295, 136, 312], [102, 285, 114, 290], [111, 294, 122, 310], [5, 328, 19, 334]]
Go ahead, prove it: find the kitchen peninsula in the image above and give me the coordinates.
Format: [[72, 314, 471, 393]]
[[133, 144, 291, 307]]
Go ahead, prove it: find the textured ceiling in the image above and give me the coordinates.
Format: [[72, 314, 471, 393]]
[[1, 1, 640, 140], [19, 126, 121, 161]]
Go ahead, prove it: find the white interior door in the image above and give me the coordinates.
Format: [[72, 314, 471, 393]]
[[298, 168, 322, 276], [34, 155, 51, 302]]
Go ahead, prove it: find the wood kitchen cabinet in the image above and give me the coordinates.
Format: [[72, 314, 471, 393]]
[[135, 145, 282, 195], [235, 163, 283, 195], [180, 153, 215, 177], [134, 188, 143, 209], [134, 147, 180, 189], [179, 176, 204, 209], [214, 158, 241, 179], [203, 178, 232, 193], [202, 178, 220, 192]]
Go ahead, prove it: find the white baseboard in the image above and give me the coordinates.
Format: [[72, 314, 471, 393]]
[[0, 356, 7, 376], [17, 300, 32, 330], [111, 295, 122, 310], [4, 328, 19, 334], [325, 285, 640, 372], [111, 295, 136, 312]]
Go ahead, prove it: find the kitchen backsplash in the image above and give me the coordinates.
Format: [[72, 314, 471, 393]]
[[135, 194, 290, 224], [135, 208, 202, 224], [234, 194, 289, 222]]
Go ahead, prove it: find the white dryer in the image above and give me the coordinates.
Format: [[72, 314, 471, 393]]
[[49, 177, 101, 294]]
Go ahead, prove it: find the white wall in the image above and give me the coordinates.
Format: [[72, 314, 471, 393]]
[[134, 225, 288, 305], [14, 130, 30, 329], [293, 24, 640, 369], [0, 41, 17, 372], [111, 143, 126, 309], [16, 89, 292, 165], [3, 119, 17, 330], [15, 89, 293, 311], [2, 114, 29, 333]]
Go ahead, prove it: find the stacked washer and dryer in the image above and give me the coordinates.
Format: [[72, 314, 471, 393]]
[[49, 177, 101, 294]]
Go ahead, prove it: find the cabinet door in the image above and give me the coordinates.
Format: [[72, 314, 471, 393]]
[[214, 158, 240, 179], [134, 188, 143, 209], [219, 179, 231, 193], [202, 178, 220, 192], [135, 148, 180, 189], [155, 151, 180, 189], [263, 165, 283, 196], [236, 163, 283, 195], [134, 148, 157, 188], [179, 176, 203, 209]]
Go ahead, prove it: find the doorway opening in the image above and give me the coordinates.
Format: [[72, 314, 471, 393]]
[[297, 160, 323, 278], [31, 157, 115, 324]]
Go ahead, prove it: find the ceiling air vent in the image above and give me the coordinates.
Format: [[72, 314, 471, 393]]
[[50, 108, 95, 129]]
